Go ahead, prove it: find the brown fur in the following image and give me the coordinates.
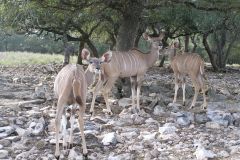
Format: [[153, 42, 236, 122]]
[[90, 33, 165, 114]]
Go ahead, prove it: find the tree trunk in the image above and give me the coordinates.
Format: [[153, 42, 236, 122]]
[[202, 34, 219, 71], [4, 41, 8, 51], [86, 39, 99, 57], [116, 15, 140, 51], [77, 41, 85, 65], [184, 35, 189, 52], [134, 32, 142, 48], [191, 35, 197, 53], [159, 56, 166, 67], [116, 1, 143, 51], [62, 33, 69, 66], [158, 36, 168, 67]]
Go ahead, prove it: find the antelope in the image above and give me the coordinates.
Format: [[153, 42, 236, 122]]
[[163, 41, 208, 109], [53, 48, 111, 158], [89, 32, 165, 115]]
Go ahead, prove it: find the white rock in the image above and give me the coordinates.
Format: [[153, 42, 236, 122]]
[[0, 150, 8, 159], [153, 105, 166, 116], [145, 118, 159, 125], [28, 117, 45, 136], [120, 131, 137, 140], [118, 98, 132, 108], [229, 145, 240, 154], [108, 153, 132, 160], [68, 147, 83, 160], [217, 150, 229, 158], [206, 122, 221, 129], [168, 103, 182, 108], [15, 126, 28, 136], [139, 131, 158, 141], [128, 143, 144, 151], [194, 143, 216, 160], [144, 151, 152, 160], [158, 132, 179, 141], [102, 132, 117, 145], [0, 126, 15, 139], [159, 123, 177, 135]]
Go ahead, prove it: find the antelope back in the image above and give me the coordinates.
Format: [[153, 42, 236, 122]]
[[54, 64, 87, 105], [172, 53, 204, 76], [101, 33, 165, 78]]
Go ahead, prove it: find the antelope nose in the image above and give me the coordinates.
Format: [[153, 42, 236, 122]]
[[96, 67, 100, 70]]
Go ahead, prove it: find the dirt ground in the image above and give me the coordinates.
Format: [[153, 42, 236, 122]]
[[0, 64, 240, 160]]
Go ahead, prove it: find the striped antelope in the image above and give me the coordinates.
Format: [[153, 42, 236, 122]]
[[53, 48, 111, 158], [90, 32, 165, 115], [163, 41, 208, 109]]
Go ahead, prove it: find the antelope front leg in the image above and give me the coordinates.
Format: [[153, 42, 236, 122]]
[[199, 77, 207, 110], [173, 78, 180, 104], [68, 109, 75, 149], [55, 100, 65, 158], [61, 113, 68, 150], [90, 80, 104, 116], [136, 76, 144, 112], [182, 77, 186, 106], [201, 89, 208, 110], [102, 77, 117, 115], [130, 76, 137, 109], [189, 82, 200, 109], [76, 107, 88, 156]]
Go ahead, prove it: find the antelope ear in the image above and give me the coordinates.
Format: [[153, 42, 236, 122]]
[[81, 48, 90, 60], [142, 32, 150, 41], [102, 51, 112, 63], [159, 32, 165, 40], [173, 41, 179, 48]]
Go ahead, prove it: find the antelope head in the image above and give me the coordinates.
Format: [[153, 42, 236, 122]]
[[142, 32, 165, 53], [81, 49, 112, 74]]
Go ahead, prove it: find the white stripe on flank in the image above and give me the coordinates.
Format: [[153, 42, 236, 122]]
[[200, 63, 203, 75], [131, 53, 137, 71], [115, 54, 121, 70], [126, 52, 132, 73], [183, 55, 188, 67], [121, 53, 126, 71]]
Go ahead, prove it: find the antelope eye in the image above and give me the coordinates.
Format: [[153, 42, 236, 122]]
[[89, 61, 93, 64]]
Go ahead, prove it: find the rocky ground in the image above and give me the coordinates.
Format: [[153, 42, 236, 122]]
[[0, 64, 240, 160]]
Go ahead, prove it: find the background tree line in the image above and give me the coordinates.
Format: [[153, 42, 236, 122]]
[[0, 0, 240, 71]]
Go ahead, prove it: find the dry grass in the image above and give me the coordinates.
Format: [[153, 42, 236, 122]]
[[0, 51, 77, 66]]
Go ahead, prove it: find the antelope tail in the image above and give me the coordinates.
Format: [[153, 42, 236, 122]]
[[72, 71, 83, 106]]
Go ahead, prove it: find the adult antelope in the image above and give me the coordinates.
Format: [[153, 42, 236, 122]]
[[90, 32, 164, 115], [163, 41, 208, 109], [53, 48, 112, 158]]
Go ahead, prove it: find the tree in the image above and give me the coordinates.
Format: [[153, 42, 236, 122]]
[[1, 0, 240, 71]]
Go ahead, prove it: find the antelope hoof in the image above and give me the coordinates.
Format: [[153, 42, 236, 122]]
[[136, 108, 140, 113], [189, 105, 194, 109], [63, 144, 68, 150], [68, 143, 73, 149], [89, 111, 95, 117], [201, 104, 207, 110], [83, 153, 88, 160], [183, 101, 186, 106], [131, 107, 139, 114], [55, 155, 60, 160], [103, 109, 113, 115]]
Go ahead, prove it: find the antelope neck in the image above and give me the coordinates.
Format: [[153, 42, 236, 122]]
[[169, 48, 177, 63], [147, 47, 159, 67], [84, 67, 100, 88]]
